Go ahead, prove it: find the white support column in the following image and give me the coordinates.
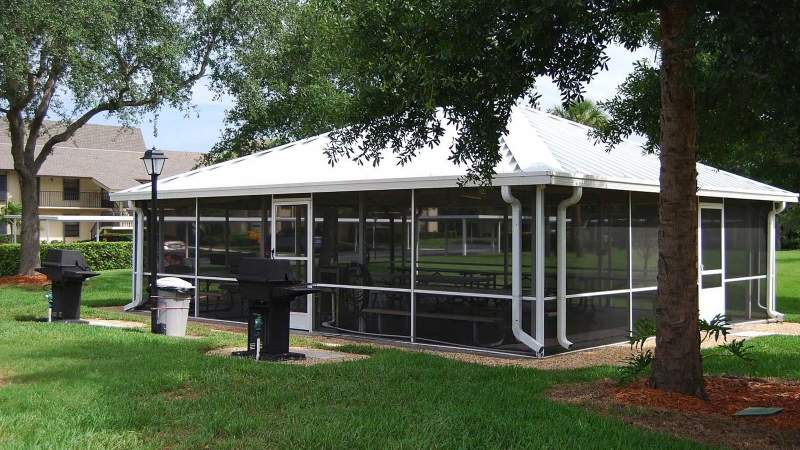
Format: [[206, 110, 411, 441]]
[[410, 189, 417, 343], [497, 221, 502, 254], [767, 201, 786, 320], [130, 208, 137, 305], [194, 197, 200, 318], [535, 185, 546, 346], [307, 193, 315, 326], [628, 191, 633, 335], [557, 186, 583, 350], [358, 193, 366, 264], [125, 208, 146, 311], [461, 218, 467, 256]]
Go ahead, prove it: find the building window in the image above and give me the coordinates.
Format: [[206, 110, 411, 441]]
[[0, 173, 7, 202], [63, 178, 80, 201], [64, 222, 80, 238]]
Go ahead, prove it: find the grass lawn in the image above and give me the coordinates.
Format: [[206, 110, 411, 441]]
[[0, 259, 799, 448], [778, 249, 800, 322]]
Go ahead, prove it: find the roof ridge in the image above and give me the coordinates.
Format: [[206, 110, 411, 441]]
[[0, 142, 202, 157]]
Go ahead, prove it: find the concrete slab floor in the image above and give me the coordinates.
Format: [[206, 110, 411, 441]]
[[205, 346, 369, 366]]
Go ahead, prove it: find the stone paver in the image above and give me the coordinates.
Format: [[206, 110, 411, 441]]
[[205, 346, 369, 366], [84, 319, 146, 329]]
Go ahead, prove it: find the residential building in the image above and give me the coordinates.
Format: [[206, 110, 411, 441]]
[[1, 121, 201, 242]]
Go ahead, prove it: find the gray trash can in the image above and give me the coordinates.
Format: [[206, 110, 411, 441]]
[[156, 277, 193, 337]]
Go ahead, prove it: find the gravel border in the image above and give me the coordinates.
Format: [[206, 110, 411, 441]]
[[104, 305, 800, 371], [291, 320, 800, 370]]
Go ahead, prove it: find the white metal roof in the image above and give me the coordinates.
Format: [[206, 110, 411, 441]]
[[111, 107, 798, 203]]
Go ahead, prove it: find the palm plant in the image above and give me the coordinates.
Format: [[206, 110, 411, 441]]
[[548, 100, 609, 129], [0, 201, 22, 234]]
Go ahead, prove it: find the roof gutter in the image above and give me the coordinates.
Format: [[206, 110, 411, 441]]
[[112, 168, 799, 204], [557, 186, 583, 350], [767, 201, 787, 320], [501, 186, 544, 356]]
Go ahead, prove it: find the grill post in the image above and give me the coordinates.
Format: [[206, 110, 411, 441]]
[[149, 171, 160, 333]]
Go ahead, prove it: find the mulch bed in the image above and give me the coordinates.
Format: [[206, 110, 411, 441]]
[[0, 274, 48, 286], [548, 377, 800, 449], [612, 376, 800, 430]]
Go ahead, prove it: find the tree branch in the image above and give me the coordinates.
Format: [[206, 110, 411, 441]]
[[24, 63, 62, 156], [180, 27, 220, 90], [5, 110, 30, 176], [4, 43, 49, 114], [24, 48, 49, 102], [179, 0, 236, 89], [33, 95, 157, 172]]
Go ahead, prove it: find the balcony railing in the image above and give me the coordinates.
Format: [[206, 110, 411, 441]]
[[39, 191, 114, 208]]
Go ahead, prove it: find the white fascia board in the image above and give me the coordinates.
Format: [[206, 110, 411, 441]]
[[110, 169, 797, 204], [110, 173, 552, 201], [549, 173, 798, 203], [547, 173, 661, 193], [695, 188, 798, 203]]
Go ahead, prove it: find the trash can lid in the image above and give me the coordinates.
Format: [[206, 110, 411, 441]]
[[156, 277, 194, 292]]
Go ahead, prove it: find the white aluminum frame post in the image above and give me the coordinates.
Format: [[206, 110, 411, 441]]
[[271, 196, 314, 331]]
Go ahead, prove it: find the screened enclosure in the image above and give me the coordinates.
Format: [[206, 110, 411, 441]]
[[117, 106, 795, 356], [132, 187, 776, 355]]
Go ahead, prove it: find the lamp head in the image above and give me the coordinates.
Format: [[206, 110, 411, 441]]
[[141, 148, 167, 176]]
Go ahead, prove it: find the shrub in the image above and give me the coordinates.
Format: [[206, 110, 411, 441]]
[[0, 235, 19, 244], [0, 242, 132, 276], [617, 314, 754, 384]]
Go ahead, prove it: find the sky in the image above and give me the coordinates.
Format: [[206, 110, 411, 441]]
[[89, 44, 655, 154]]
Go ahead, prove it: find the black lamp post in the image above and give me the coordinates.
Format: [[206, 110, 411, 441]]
[[141, 148, 167, 333]]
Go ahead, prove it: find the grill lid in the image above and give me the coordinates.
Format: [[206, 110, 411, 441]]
[[42, 249, 90, 270], [238, 258, 294, 283]]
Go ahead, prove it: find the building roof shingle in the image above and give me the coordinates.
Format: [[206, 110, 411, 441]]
[[0, 121, 202, 191]]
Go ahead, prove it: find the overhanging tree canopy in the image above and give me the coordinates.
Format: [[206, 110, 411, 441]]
[[596, 2, 800, 194], [214, 0, 794, 398], [0, 0, 234, 274]]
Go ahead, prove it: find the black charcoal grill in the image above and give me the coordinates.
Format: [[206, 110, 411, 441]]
[[35, 249, 100, 320], [236, 257, 319, 361]]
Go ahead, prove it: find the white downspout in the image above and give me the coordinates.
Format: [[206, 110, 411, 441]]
[[501, 186, 544, 356], [535, 186, 546, 347], [557, 186, 583, 349], [767, 201, 787, 321]]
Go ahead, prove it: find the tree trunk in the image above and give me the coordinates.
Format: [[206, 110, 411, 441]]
[[650, 0, 706, 398], [18, 172, 41, 275]]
